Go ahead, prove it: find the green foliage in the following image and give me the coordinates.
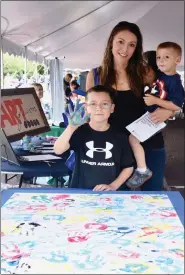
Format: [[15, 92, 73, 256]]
[[37, 64, 45, 75], [3, 53, 46, 79]]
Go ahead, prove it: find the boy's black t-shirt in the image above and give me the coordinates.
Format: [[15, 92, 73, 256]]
[[69, 124, 134, 189]]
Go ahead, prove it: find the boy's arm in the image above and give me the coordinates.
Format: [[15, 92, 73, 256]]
[[93, 133, 134, 191], [154, 97, 180, 111], [110, 133, 134, 190], [144, 94, 181, 111], [54, 125, 79, 155], [55, 99, 90, 155], [110, 167, 134, 190], [93, 167, 133, 191]]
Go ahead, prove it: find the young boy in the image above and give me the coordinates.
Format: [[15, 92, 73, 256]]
[[54, 85, 134, 191], [127, 42, 185, 189]]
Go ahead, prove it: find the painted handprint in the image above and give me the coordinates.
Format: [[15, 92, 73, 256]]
[[66, 99, 90, 126]]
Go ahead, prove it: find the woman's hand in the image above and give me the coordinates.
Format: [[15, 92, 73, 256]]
[[150, 108, 173, 123]]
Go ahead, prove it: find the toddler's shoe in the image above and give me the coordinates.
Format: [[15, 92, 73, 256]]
[[126, 168, 152, 189]]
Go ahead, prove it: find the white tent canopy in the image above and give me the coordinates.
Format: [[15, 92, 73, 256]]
[[1, 1, 184, 69]]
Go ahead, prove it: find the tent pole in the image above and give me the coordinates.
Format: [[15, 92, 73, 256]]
[[35, 53, 38, 82], [1, 37, 4, 88], [24, 46, 28, 85]]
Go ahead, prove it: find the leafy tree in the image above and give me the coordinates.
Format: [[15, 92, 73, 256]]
[[3, 53, 46, 79]]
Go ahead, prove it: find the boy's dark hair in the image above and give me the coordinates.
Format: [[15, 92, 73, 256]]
[[143, 51, 158, 73], [157, 42, 182, 56], [70, 80, 80, 89], [86, 85, 115, 103], [66, 73, 73, 78]]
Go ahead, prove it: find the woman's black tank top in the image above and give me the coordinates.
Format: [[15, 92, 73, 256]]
[[109, 89, 144, 131]]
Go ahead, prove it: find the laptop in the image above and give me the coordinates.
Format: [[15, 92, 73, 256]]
[[0, 129, 61, 166]]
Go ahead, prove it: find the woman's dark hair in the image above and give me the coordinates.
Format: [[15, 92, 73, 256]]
[[98, 21, 146, 97], [143, 51, 158, 73], [86, 85, 115, 103]]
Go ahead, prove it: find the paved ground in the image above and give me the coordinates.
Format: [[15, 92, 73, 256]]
[[1, 118, 184, 198]]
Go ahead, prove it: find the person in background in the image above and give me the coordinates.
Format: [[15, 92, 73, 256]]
[[69, 80, 86, 103], [61, 80, 86, 128], [64, 73, 73, 98], [77, 74, 81, 86], [54, 85, 134, 190], [64, 80, 81, 105], [86, 21, 174, 191], [31, 83, 51, 120], [127, 43, 184, 189], [73, 76, 79, 81], [31, 83, 44, 100], [68, 80, 80, 103]]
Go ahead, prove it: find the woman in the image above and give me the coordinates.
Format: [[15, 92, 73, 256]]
[[86, 21, 173, 191]]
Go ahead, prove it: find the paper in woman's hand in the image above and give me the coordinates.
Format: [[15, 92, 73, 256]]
[[126, 111, 166, 142]]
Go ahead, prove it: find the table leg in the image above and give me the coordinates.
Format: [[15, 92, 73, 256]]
[[19, 175, 24, 188], [55, 177, 59, 188], [68, 172, 72, 185], [33, 177, 37, 185], [5, 174, 8, 183], [163, 177, 171, 190]]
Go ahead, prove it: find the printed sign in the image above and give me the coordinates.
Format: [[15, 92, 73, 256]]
[[1, 88, 50, 141]]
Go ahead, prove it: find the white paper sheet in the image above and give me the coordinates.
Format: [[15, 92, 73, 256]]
[[24, 154, 61, 161], [40, 150, 55, 154], [126, 111, 166, 142]]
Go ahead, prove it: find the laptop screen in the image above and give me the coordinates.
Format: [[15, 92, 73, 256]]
[[0, 129, 20, 165]]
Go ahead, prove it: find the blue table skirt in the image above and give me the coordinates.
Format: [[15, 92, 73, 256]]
[[1, 159, 69, 178], [1, 148, 70, 178], [1, 189, 184, 226]]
